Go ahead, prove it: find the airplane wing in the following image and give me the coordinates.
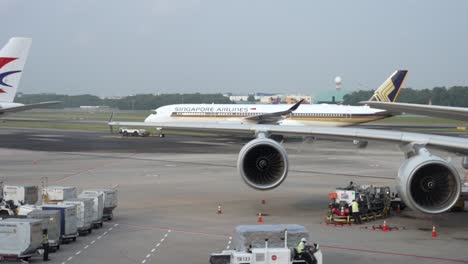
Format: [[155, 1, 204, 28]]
[[244, 99, 304, 123], [361, 101, 468, 122], [0, 101, 61, 114], [108, 121, 468, 154]]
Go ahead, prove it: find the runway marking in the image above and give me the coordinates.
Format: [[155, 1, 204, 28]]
[[139, 229, 171, 264], [60, 225, 118, 264], [54, 153, 138, 183], [119, 223, 230, 238], [226, 236, 232, 250]]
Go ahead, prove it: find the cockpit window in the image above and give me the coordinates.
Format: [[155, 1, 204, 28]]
[[151, 110, 157, 115]]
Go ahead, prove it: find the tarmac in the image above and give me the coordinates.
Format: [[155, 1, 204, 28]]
[[0, 127, 467, 264]]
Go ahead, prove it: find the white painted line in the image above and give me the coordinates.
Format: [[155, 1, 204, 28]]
[[226, 246, 230, 249], [164, 234, 168, 237], [109, 227, 113, 231], [91, 240, 96, 244], [156, 243, 160, 247], [160, 238, 165, 242], [97, 235, 102, 239], [114, 223, 119, 227], [103, 231, 108, 235], [67, 256, 73, 261], [168, 229, 172, 233], [142, 260, 146, 264], [84, 245, 89, 249], [76, 251, 81, 255], [151, 248, 156, 253], [146, 254, 151, 258]]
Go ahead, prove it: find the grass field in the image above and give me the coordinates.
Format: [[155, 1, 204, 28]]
[[0, 109, 464, 133]]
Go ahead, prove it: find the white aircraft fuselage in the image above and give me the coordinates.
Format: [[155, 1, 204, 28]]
[[144, 103, 389, 127]]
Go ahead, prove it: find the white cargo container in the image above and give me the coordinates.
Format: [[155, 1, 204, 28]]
[[42, 204, 78, 242], [27, 210, 61, 250], [17, 204, 42, 216], [82, 189, 117, 220], [0, 218, 42, 260], [43, 186, 77, 203], [60, 198, 93, 235], [3, 185, 39, 205], [78, 192, 104, 228]]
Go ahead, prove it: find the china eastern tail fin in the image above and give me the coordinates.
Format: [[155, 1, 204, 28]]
[[370, 70, 408, 102], [0, 37, 32, 103]]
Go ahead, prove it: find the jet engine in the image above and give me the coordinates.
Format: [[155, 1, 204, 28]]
[[396, 148, 461, 214], [237, 138, 288, 190]]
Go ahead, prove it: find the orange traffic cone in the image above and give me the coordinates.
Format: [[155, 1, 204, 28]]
[[217, 204, 222, 215], [382, 220, 388, 231], [257, 211, 263, 223], [432, 225, 437, 238]]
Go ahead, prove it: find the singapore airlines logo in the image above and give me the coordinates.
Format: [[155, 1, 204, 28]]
[[0, 57, 21, 93]]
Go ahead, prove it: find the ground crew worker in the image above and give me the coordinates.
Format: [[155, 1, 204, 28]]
[[296, 238, 313, 264], [42, 229, 49, 261], [351, 199, 362, 224]]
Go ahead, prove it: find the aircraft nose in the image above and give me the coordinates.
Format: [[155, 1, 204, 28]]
[[144, 115, 153, 122]]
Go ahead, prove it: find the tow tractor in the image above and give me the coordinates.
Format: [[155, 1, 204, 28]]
[[326, 182, 404, 224], [209, 225, 322, 264], [118, 128, 150, 137]]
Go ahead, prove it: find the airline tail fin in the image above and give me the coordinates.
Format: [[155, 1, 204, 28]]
[[369, 70, 408, 102], [0, 37, 32, 103]]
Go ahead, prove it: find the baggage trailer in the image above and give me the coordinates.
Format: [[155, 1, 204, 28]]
[[210, 225, 322, 264], [82, 188, 118, 221], [78, 192, 104, 228], [43, 186, 77, 203], [28, 210, 61, 251], [42, 204, 79, 243], [3, 185, 39, 206], [0, 218, 43, 262], [60, 198, 93, 235]]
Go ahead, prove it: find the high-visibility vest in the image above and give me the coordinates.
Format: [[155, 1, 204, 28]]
[[352, 201, 359, 213], [296, 242, 305, 253]]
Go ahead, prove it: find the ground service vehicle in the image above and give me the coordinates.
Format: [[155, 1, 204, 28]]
[[118, 127, 150, 137], [210, 225, 322, 264]]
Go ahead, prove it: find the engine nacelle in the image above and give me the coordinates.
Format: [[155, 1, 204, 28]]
[[396, 149, 461, 214], [237, 138, 289, 190]]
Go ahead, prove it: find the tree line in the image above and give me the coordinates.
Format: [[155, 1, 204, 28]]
[[342, 86, 468, 106], [15, 93, 234, 110], [15, 86, 468, 110]]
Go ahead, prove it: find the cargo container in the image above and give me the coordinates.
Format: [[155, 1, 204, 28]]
[[17, 204, 42, 216], [3, 185, 39, 205], [27, 210, 61, 251], [82, 188, 117, 220], [0, 218, 42, 261], [43, 186, 77, 203], [78, 192, 104, 228], [60, 198, 93, 235], [42, 204, 78, 242]]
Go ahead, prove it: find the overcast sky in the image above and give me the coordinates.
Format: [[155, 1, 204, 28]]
[[1, 0, 468, 97]]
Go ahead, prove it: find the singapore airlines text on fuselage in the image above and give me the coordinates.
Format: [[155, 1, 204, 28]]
[[144, 103, 388, 127]]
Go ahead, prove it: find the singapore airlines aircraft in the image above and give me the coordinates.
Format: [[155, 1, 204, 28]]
[[110, 69, 468, 216], [0, 37, 59, 115], [143, 70, 408, 127]]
